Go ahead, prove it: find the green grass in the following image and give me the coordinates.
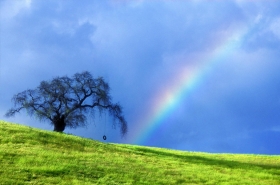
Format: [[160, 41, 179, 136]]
[[0, 120, 279, 185]]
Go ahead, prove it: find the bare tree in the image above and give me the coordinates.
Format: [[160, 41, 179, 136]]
[[5, 71, 127, 136]]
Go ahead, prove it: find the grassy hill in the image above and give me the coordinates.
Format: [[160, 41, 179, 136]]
[[0, 120, 279, 185]]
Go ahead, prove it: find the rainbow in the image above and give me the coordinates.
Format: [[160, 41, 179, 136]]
[[130, 26, 248, 145]]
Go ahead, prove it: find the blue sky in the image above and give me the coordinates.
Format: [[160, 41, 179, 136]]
[[1, 0, 280, 155]]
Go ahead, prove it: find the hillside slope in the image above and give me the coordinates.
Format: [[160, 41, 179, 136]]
[[0, 120, 279, 184]]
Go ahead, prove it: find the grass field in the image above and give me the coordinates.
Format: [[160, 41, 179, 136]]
[[0, 120, 279, 184]]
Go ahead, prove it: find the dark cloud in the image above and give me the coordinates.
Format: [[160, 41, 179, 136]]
[[1, 0, 280, 154]]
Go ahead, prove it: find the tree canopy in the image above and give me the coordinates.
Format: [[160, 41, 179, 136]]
[[5, 71, 127, 136]]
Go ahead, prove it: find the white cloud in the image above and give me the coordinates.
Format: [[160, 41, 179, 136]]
[[270, 17, 280, 39], [0, 0, 32, 21], [109, 0, 145, 7], [254, 14, 263, 24]]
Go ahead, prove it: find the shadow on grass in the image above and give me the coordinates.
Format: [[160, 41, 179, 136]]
[[131, 147, 280, 176]]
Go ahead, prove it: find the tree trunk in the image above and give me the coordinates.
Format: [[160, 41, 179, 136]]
[[53, 115, 66, 132]]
